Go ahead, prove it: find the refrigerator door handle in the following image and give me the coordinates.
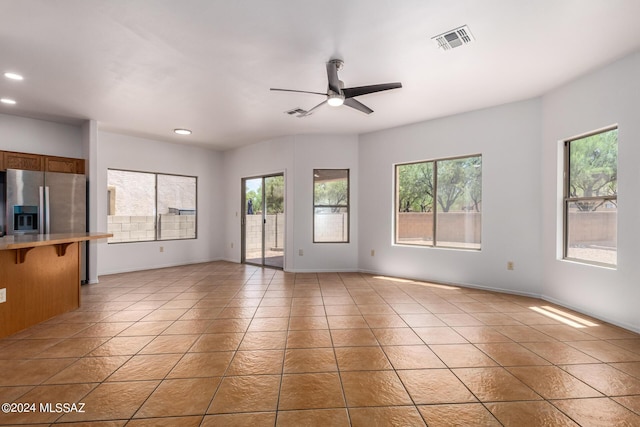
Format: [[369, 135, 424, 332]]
[[39, 186, 45, 234], [44, 186, 51, 234]]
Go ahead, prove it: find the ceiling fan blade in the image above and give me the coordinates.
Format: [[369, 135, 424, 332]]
[[342, 82, 402, 99], [270, 88, 327, 96], [305, 99, 328, 116], [326, 61, 341, 94], [344, 98, 373, 114]]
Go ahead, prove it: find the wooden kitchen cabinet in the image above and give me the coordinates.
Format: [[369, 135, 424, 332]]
[[0, 151, 85, 174], [3, 151, 43, 171], [44, 156, 85, 174]]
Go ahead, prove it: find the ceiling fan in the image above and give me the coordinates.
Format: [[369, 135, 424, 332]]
[[271, 59, 402, 117]]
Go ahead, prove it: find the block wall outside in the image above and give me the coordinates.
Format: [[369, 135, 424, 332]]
[[397, 211, 615, 246], [107, 214, 195, 243]]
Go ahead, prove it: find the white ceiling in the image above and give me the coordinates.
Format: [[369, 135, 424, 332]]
[[1, 0, 640, 151]]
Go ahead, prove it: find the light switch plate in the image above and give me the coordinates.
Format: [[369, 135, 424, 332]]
[[0, 288, 6, 303]]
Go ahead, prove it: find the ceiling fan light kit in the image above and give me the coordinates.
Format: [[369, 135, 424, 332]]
[[271, 58, 402, 117]]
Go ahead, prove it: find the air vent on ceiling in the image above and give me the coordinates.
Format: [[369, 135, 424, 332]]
[[432, 25, 475, 51], [285, 107, 309, 118]]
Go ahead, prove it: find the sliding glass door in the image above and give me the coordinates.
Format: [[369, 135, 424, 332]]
[[242, 174, 284, 269]]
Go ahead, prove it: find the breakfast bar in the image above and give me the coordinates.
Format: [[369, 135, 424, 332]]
[[0, 232, 111, 338]]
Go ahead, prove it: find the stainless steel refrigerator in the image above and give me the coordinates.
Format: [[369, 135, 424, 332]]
[[6, 168, 87, 279]]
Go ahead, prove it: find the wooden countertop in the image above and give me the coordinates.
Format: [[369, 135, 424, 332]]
[[0, 232, 112, 251]]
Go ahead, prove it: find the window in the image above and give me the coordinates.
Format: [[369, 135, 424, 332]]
[[395, 155, 481, 249], [107, 169, 197, 243], [314, 169, 349, 243], [564, 127, 617, 266]]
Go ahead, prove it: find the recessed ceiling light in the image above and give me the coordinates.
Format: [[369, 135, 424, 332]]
[[174, 128, 192, 135], [4, 72, 24, 81], [1, 98, 17, 105]]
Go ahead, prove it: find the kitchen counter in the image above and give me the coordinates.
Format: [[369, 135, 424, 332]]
[[0, 232, 112, 338]]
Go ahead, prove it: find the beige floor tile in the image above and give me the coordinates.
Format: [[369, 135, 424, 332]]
[[330, 328, 378, 347], [167, 351, 234, 378], [372, 328, 424, 345], [453, 326, 513, 343], [45, 356, 130, 384], [238, 331, 287, 350], [89, 335, 155, 356], [553, 397, 640, 426], [127, 415, 203, 427], [202, 412, 276, 426], [507, 365, 602, 399], [327, 315, 369, 329], [611, 361, 640, 379], [383, 345, 446, 369], [208, 375, 281, 414], [561, 363, 640, 395], [226, 349, 284, 375], [418, 403, 501, 427], [493, 325, 557, 342], [32, 337, 109, 358], [349, 406, 426, 427], [189, 333, 243, 352], [453, 367, 542, 401], [335, 346, 392, 371], [286, 329, 333, 348], [277, 408, 349, 426], [341, 371, 413, 407], [134, 377, 221, 417], [566, 340, 640, 362], [412, 327, 468, 344], [107, 353, 181, 381], [0, 382, 96, 425], [278, 372, 345, 410], [429, 344, 498, 368], [204, 318, 251, 333], [613, 396, 640, 415], [161, 320, 214, 335], [398, 369, 477, 404], [475, 342, 552, 366], [248, 317, 290, 332], [139, 334, 199, 354], [486, 401, 579, 426], [288, 316, 329, 330], [521, 341, 600, 364], [283, 348, 338, 373], [58, 381, 159, 422], [0, 358, 77, 386]]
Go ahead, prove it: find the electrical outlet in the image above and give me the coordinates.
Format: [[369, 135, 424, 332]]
[[160, 246, 164, 253], [230, 242, 234, 249], [299, 249, 304, 256], [507, 261, 514, 270], [0, 288, 6, 304], [371, 249, 375, 256]]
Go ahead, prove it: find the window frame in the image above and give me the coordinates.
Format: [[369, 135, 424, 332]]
[[394, 153, 482, 250], [562, 126, 618, 267], [313, 168, 350, 243], [107, 168, 198, 244]]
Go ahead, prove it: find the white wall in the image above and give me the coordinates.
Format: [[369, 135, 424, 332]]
[[358, 99, 543, 296], [222, 134, 359, 272], [0, 113, 82, 157], [96, 131, 223, 274], [541, 51, 640, 332], [293, 135, 359, 272]]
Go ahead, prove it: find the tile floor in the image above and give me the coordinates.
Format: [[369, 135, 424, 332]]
[[1, 261, 640, 426]]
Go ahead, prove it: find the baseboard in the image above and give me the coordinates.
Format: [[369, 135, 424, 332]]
[[98, 257, 224, 276]]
